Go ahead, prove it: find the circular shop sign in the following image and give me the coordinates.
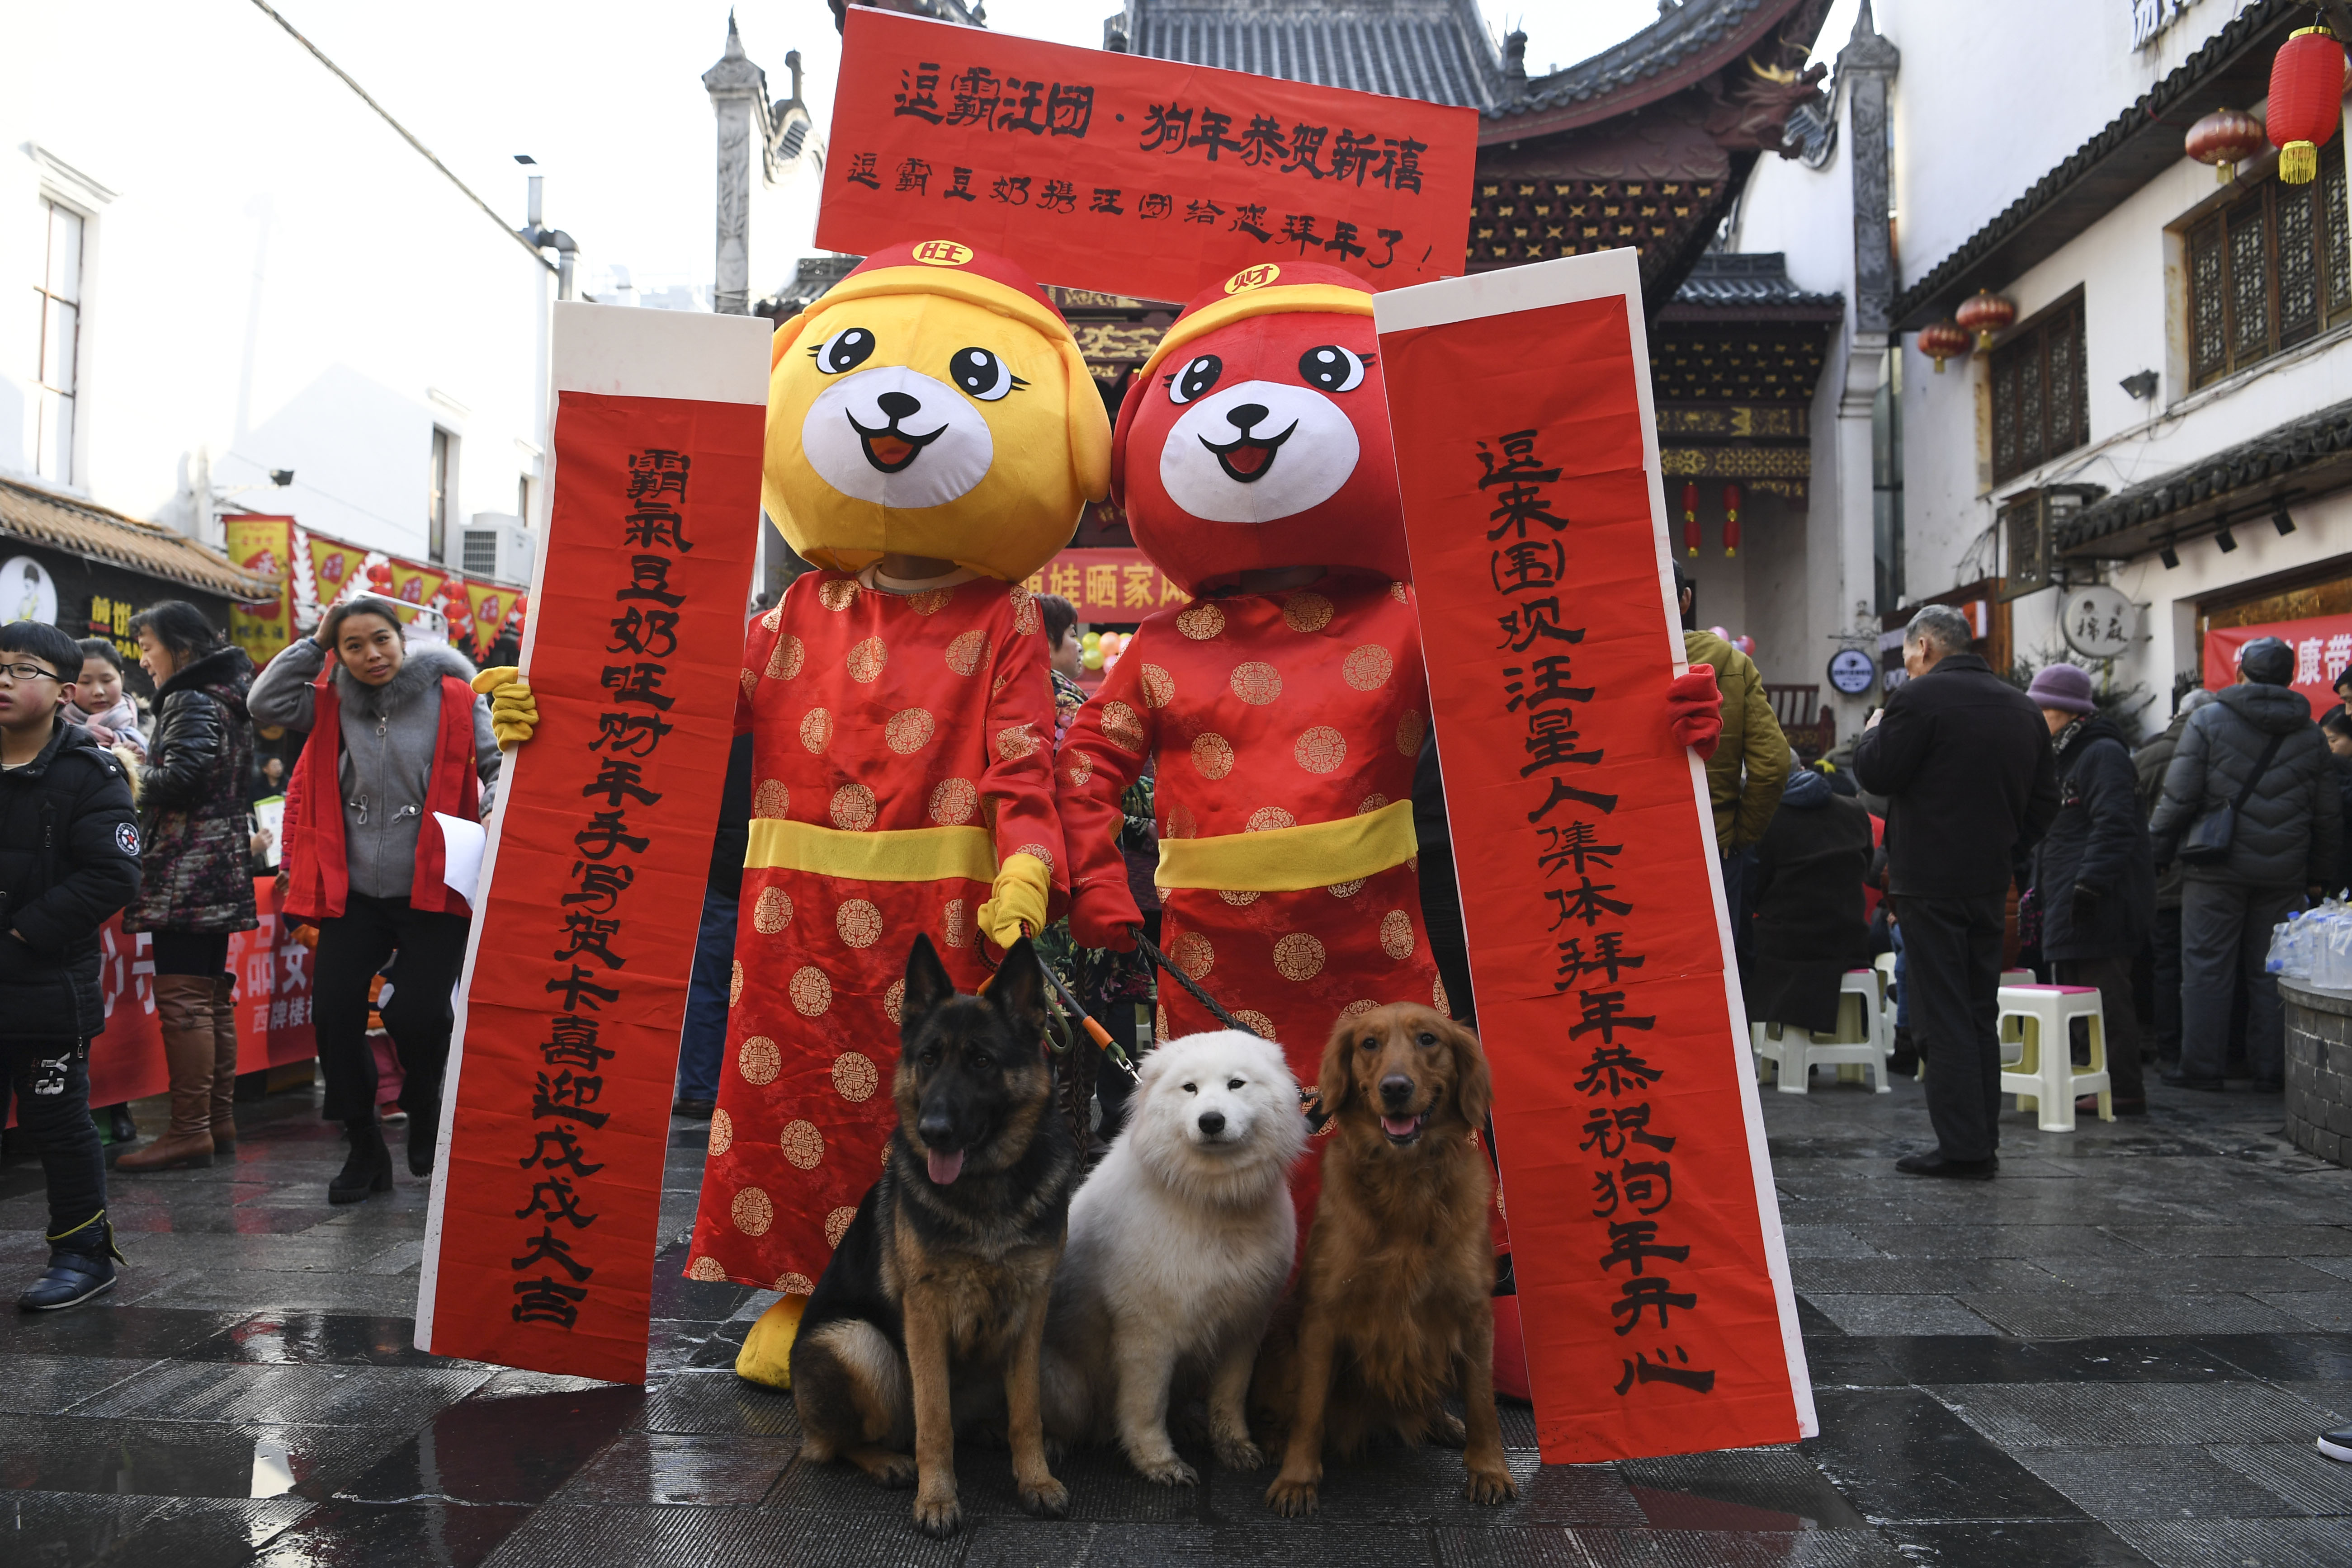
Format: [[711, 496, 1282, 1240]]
[[1827, 647, 1877, 696], [2060, 584, 2134, 660], [0, 556, 60, 627]]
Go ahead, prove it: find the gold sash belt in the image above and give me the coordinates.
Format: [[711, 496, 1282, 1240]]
[[744, 819, 997, 883], [1155, 798, 1417, 893]]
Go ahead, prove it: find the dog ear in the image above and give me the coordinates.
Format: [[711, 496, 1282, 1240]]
[[988, 934, 1050, 1039], [1446, 1017, 1493, 1129], [1317, 1010, 1364, 1121], [901, 935, 957, 1034]]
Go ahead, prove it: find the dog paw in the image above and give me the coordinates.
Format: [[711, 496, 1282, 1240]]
[[1215, 1435, 1265, 1472], [1134, 1453, 1199, 1487], [1264, 1474, 1320, 1518], [912, 1491, 963, 1538], [1018, 1476, 1071, 1519], [862, 1451, 920, 1490], [1463, 1465, 1519, 1506], [1428, 1411, 1468, 1449]]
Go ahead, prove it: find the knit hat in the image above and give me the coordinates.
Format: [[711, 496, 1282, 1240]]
[[2239, 636, 2295, 686], [2025, 662, 2097, 715]]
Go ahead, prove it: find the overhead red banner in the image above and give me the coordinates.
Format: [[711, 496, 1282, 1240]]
[[2206, 614, 2352, 716], [1020, 545, 1192, 620], [1374, 252, 1812, 1464], [819, 6, 1476, 301], [416, 306, 770, 1382]]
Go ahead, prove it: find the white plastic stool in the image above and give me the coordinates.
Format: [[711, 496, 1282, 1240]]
[[1753, 970, 1889, 1093], [1874, 951, 1900, 1053], [1995, 984, 2113, 1131], [1996, 969, 2035, 1065]]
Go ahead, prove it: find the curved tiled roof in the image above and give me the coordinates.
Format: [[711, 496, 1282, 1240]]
[[1124, 0, 1502, 109], [1504, 0, 1779, 118], [2059, 396, 2352, 556], [1672, 251, 1843, 310], [0, 477, 278, 600]]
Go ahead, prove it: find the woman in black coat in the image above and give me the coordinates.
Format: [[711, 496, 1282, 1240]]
[[1748, 763, 1875, 1035], [2026, 664, 2155, 1113], [116, 601, 257, 1172]]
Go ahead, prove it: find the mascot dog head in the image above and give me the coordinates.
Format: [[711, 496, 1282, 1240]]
[[1114, 262, 1406, 595], [765, 240, 1112, 580]]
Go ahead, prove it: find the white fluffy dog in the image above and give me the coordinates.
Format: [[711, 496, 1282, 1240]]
[[1043, 1029, 1306, 1484]]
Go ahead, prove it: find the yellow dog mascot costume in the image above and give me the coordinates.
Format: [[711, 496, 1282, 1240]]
[[688, 240, 1110, 1386]]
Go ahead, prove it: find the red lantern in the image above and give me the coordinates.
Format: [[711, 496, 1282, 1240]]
[[2268, 25, 2346, 185], [1955, 290, 2016, 353], [2187, 107, 2267, 183], [1681, 481, 1700, 558], [1721, 483, 1743, 558], [1917, 320, 1970, 373]]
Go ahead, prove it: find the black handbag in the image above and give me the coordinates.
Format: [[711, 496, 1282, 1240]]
[[2178, 730, 2286, 866]]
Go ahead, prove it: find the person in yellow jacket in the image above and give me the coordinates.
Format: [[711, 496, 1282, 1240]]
[[1676, 564, 1788, 967]]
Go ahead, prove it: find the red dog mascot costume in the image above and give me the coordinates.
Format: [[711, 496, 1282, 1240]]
[[690, 242, 1110, 1384], [1055, 262, 1720, 1232]]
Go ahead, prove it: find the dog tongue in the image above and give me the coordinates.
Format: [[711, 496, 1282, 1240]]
[[927, 1148, 965, 1185], [1381, 1114, 1419, 1138]]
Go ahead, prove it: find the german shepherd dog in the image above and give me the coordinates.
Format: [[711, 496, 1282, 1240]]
[[789, 933, 1080, 1537]]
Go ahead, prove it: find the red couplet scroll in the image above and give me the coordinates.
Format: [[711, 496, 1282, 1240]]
[[416, 304, 770, 1382], [820, 7, 1475, 302], [1374, 251, 1813, 1463]]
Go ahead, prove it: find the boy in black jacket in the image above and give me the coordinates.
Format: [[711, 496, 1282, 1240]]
[[0, 619, 142, 1309]]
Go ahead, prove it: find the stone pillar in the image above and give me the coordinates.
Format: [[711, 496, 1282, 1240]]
[[704, 15, 765, 316], [1831, 1, 1900, 657]]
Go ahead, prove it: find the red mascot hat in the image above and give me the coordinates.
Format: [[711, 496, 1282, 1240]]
[[1114, 261, 1407, 594]]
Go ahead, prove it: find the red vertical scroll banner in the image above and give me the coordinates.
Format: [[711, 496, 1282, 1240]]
[[1374, 251, 1813, 1464], [416, 305, 770, 1382], [819, 7, 1475, 302]]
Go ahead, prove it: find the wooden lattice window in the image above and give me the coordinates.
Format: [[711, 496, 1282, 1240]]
[[1990, 293, 2088, 483], [2187, 141, 2352, 390]]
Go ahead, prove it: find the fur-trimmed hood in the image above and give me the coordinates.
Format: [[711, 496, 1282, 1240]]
[[328, 641, 477, 721]]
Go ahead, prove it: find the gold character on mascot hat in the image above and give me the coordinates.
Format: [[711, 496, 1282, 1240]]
[[763, 237, 1110, 579], [687, 240, 1108, 1393]]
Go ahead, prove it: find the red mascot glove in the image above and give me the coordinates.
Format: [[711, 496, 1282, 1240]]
[[1068, 879, 1143, 953], [1667, 664, 1723, 761]]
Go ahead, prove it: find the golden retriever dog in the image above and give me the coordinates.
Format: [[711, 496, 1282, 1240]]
[[1257, 1003, 1516, 1516]]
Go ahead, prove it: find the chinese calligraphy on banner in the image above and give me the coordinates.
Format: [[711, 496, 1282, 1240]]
[[416, 305, 768, 1383], [1021, 546, 1191, 619], [1373, 250, 1812, 1464], [820, 7, 1476, 302], [2205, 615, 2352, 717], [224, 515, 295, 664]]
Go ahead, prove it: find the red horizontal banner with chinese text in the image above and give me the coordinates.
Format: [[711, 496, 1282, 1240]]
[[820, 6, 1476, 301], [2205, 615, 2352, 717], [416, 312, 767, 1383], [1375, 254, 1812, 1463], [1021, 546, 1192, 620]]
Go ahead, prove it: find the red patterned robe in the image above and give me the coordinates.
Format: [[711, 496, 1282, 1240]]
[[686, 570, 1064, 1292], [1056, 572, 1444, 1229]]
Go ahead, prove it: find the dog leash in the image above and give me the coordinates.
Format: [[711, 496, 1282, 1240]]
[[1127, 926, 1330, 1132]]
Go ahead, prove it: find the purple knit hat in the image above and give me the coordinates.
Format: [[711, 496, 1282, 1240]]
[[2025, 662, 2097, 715]]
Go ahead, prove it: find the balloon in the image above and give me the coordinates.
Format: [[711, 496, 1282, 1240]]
[[1101, 653, 1119, 673], [1081, 631, 1101, 649], [1708, 625, 1729, 640], [1081, 646, 1105, 670], [1734, 635, 1757, 655]]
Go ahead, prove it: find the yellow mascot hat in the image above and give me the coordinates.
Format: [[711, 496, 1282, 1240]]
[[764, 239, 1113, 581]]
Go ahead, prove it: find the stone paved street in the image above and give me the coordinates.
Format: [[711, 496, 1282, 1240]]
[[7, 1072, 2352, 1567]]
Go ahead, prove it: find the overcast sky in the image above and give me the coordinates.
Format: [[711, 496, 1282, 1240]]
[[273, 0, 1851, 291]]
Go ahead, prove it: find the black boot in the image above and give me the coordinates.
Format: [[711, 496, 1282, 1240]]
[[20, 1211, 122, 1312], [329, 1119, 393, 1204], [406, 1100, 437, 1179]]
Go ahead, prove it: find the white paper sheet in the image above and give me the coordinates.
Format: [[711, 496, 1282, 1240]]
[[434, 812, 486, 904], [251, 794, 285, 868]]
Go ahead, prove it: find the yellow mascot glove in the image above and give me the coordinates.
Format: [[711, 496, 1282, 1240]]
[[470, 667, 540, 749], [976, 852, 1052, 948], [734, 1294, 804, 1390]]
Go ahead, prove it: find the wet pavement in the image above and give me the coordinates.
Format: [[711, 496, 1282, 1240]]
[[5, 1072, 2352, 1566]]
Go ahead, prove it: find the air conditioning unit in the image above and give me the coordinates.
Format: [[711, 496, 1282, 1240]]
[[460, 513, 534, 584]]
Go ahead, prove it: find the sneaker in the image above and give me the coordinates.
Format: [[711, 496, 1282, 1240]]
[[2320, 1426, 2352, 1463]]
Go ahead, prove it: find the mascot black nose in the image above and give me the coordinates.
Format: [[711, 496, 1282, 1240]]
[[877, 391, 923, 421], [1225, 402, 1268, 432]]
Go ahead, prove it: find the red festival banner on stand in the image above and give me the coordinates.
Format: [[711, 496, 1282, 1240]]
[[1374, 251, 1813, 1463], [416, 305, 769, 1382], [819, 6, 1476, 302]]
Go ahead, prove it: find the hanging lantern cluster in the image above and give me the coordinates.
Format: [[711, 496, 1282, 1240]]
[[1722, 483, 1743, 558], [2268, 24, 2346, 184], [1681, 481, 1700, 558], [2186, 107, 2267, 182], [1673, 481, 1750, 558], [1955, 289, 2017, 352], [1918, 320, 1971, 372]]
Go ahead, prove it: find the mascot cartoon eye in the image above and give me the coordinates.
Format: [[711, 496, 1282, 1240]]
[[948, 347, 1021, 401], [1166, 353, 1223, 405], [1298, 345, 1368, 393], [811, 327, 877, 375]]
